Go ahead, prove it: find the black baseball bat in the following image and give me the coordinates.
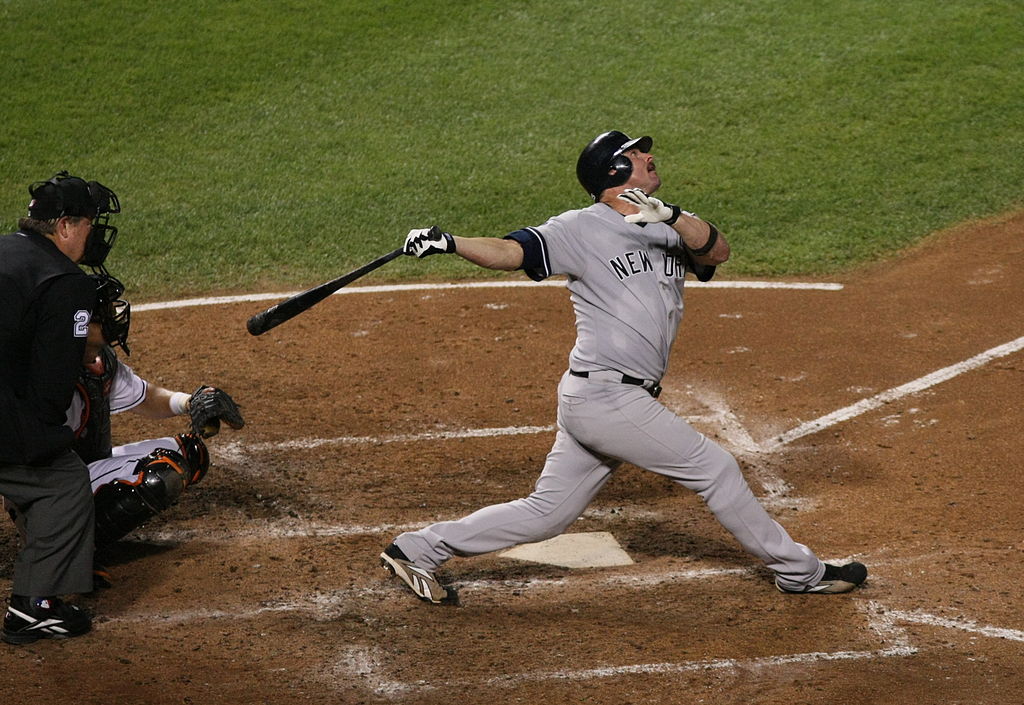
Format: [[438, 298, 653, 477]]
[[246, 247, 404, 336]]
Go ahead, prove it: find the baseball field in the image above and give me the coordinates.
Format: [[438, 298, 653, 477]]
[[2, 1, 1023, 703]]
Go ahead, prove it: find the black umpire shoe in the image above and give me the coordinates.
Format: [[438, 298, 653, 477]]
[[776, 562, 868, 594], [2, 595, 92, 644]]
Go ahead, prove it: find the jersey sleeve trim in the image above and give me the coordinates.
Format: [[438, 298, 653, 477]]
[[504, 228, 550, 281], [113, 379, 148, 414]]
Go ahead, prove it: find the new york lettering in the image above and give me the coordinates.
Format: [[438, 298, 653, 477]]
[[609, 250, 654, 280]]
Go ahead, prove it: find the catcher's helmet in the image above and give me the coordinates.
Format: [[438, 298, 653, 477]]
[[576, 131, 653, 201], [89, 272, 131, 355]]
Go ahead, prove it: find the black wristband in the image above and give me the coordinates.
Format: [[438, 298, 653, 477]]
[[442, 231, 456, 253], [687, 223, 718, 256], [664, 204, 682, 226]]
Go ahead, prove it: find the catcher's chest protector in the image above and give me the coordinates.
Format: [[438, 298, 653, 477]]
[[73, 346, 118, 463]]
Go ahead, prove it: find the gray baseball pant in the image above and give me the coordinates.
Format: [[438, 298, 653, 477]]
[[396, 371, 824, 591], [0, 450, 95, 596]]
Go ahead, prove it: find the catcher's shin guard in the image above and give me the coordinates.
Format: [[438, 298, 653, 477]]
[[174, 432, 210, 485], [94, 448, 189, 546]]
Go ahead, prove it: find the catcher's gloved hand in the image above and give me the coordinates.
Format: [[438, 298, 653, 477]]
[[188, 385, 244, 439], [618, 188, 682, 225], [405, 226, 456, 258]]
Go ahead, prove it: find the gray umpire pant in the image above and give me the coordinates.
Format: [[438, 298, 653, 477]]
[[396, 371, 825, 591], [0, 450, 95, 596]]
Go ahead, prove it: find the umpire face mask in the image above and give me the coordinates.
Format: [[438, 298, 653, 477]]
[[80, 218, 118, 268], [80, 182, 121, 269]]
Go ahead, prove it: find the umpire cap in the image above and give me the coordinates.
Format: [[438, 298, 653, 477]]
[[27, 171, 120, 220], [576, 131, 653, 202]]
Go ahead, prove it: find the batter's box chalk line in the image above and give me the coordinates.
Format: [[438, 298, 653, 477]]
[[325, 600, 916, 697], [336, 601, 1024, 695]]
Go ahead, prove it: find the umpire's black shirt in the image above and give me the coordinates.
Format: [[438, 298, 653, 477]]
[[0, 230, 94, 464]]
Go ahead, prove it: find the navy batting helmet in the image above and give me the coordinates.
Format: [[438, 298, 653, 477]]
[[576, 131, 653, 202]]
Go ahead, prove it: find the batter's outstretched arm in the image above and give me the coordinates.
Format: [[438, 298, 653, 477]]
[[404, 226, 524, 271], [450, 235, 523, 271]]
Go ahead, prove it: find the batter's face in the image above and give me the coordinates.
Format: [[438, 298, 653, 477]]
[[622, 148, 661, 194]]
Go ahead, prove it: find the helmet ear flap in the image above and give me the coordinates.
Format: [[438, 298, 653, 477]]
[[608, 154, 633, 185]]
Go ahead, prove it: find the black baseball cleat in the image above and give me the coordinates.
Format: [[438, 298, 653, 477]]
[[777, 562, 868, 594], [380, 543, 458, 605], [2, 596, 92, 644]]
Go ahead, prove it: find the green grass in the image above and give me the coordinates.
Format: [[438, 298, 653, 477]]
[[1, 0, 1021, 299]]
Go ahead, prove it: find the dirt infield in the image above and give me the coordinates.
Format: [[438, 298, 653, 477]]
[[2, 212, 1023, 704]]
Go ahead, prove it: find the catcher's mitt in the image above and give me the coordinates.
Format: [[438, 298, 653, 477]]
[[188, 385, 244, 438]]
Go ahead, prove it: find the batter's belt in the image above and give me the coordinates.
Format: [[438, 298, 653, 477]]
[[569, 369, 663, 398]]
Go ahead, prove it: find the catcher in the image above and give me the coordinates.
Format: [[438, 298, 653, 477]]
[[6, 273, 245, 587]]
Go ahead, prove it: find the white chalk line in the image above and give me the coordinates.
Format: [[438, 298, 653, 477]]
[[111, 597, 916, 696], [219, 424, 557, 455], [132, 279, 844, 312], [330, 601, 1024, 695], [767, 334, 1024, 449], [133, 505, 667, 544], [133, 520, 426, 544], [103, 560, 1024, 695], [886, 610, 1024, 642], [677, 390, 805, 509], [106, 565, 1024, 650]]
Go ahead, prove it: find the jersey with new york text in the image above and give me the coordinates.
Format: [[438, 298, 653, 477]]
[[506, 203, 693, 381]]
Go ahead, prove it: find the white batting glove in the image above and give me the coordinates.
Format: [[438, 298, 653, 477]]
[[404, 226, 456, 258], [618, 188, 682, 225]]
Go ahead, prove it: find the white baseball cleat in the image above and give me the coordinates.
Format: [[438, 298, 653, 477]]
[[380, 544, 458, 605], [776, 561, 868, 594]]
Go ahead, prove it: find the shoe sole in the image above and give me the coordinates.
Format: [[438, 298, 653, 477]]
[[2, 625, 91, 644], [777, 563, 868, 594], [778, 580, 859, 594], [379, 553, 457, 605]]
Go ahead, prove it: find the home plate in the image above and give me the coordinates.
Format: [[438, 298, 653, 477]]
[[499, 531, 634, 568]]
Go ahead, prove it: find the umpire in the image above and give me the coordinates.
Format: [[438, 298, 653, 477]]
[[0, 171, 121, 644]]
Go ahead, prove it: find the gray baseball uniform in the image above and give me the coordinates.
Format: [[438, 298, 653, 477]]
[[395, 203, 825, 590]]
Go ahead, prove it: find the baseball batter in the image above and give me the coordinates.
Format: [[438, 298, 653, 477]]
[[380, 131, 867, 603]]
